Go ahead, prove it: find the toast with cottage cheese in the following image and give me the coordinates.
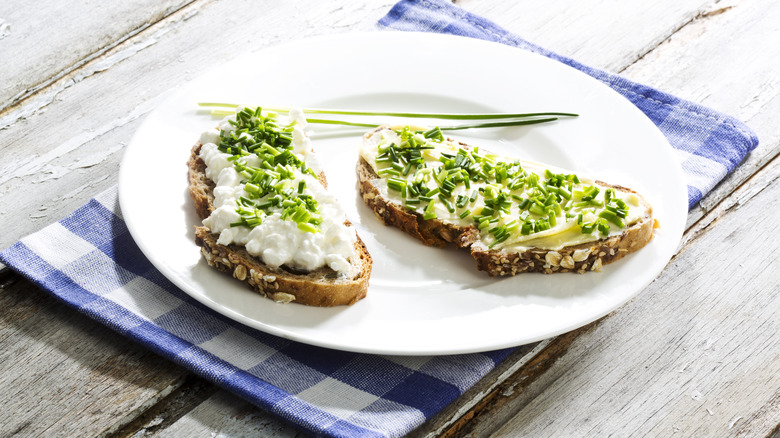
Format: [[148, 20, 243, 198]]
[[357, 126, 654, 275], [188, 108, 371, 306]]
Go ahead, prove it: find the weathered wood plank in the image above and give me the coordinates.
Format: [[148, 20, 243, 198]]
[[0, 0, 194, 112], [0, 0, 394, 253], [460, 0, 779, 230], [107, 0, 742, 435], [110, 376, 218, 437], [2, 0, 777, 436], [152, 391, 306, 438], [406, 342, 547, 438], [0, 1, 394, 436], [405, 0, 780, 436], [439, 162, 780, 437], [619, 0, 780, 231], [490, 152, 780, 437], [458, 0, 717, 73], [0, 280, 187, 437]]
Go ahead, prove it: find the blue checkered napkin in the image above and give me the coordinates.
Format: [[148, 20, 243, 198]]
[[0, 187, 513, 438], [379, 0, 760, 209]]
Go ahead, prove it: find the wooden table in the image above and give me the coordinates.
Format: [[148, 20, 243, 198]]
[[2, 0, 779, 436]]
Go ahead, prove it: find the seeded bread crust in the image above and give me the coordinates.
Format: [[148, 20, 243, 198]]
[[356, 133, 654, 276], [188, 142, 371, 306]]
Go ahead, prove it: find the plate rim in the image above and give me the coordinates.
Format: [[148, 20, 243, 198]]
[[118, 31, 687, 355]]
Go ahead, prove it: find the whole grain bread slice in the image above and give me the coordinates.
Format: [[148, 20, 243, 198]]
[[188, 142, 371, 306], [356, 133, 654, 276]]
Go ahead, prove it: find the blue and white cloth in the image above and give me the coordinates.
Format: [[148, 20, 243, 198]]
[[1, 187, 514, 437], [381, 0, 759, 209], [0, 1, 759, 437]]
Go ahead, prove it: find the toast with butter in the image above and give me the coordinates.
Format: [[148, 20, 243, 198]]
[[357, 126, 654, 275]]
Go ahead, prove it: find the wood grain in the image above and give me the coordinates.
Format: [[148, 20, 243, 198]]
[[621, 0, 780, 230], [0, 0, 394, 252], [490, 152, 780, 437], [0, 0, 194, 113], [153, 391, 306, 438], [0, 1, 394, 436], [412, 1, 780, 436], [458, 0, 717, 73], [0, 279, 186, 437], [1, 0, 778, 436], [460, 0, 780, 229]]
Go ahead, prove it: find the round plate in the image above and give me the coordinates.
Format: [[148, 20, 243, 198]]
[[119, 32, 687, 355]]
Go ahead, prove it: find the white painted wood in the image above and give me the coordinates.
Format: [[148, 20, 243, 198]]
[[491, 153, 780, 437], [408, 342, 548, 438], [621, 0, 780, 228], [0, 0, 395, 251], [0, 282, 188, 437], [458, 0, 718, 73], [152, 391, 304, 438], [460, 0, 779, 229], [0, 1, 396, 436], [143, 1, 780, 436], [0, 0, 192, 109], [420, 1, 780, 435], [0, 0, 778, 436]]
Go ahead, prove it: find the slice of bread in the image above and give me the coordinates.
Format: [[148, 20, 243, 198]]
[[188, 139, 371, 307], [357, 127, 654, 276]]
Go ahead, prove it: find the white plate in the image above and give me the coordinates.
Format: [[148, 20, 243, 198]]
[[119, 32, 687, 355]]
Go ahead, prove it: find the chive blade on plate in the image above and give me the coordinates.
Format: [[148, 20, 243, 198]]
[[197, 102, 577, 130], [198, 102, 577, 120]]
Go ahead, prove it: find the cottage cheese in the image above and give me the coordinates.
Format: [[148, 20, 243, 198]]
[[199, 109, 356, 276]]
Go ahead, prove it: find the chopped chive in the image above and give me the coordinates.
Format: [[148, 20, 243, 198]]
[[297, 222, 318, 233], [597, 218, 610, 236], [438, 194, 455, 213], [529, 203, 546, 217], [599, 209, 625, 228], [387, 177, 407, 193], [423, 127, 444, 140], [423, 200, 437, 220], [378, 168, 401, 177], [425, 187, 440, 197]]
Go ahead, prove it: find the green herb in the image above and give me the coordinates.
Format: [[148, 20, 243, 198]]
[[369, 124, 636, 247], [423, 200, 437, 220], [215, 106, 323, 233], [199, 103, 578, 131]]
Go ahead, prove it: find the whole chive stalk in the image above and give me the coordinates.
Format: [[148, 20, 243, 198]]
[[198, 102, 578, 120], [198, 103, 577, 130]]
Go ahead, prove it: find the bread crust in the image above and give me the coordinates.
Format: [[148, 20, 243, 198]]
[[356, 135, 654, 276], [188, 142, 371, 306]]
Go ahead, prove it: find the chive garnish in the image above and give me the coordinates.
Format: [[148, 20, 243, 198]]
[[207, 106, 330, 233], [367, 124, 635, 247], [199, 103, 578, 131], [423, 200, 437, 220]]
